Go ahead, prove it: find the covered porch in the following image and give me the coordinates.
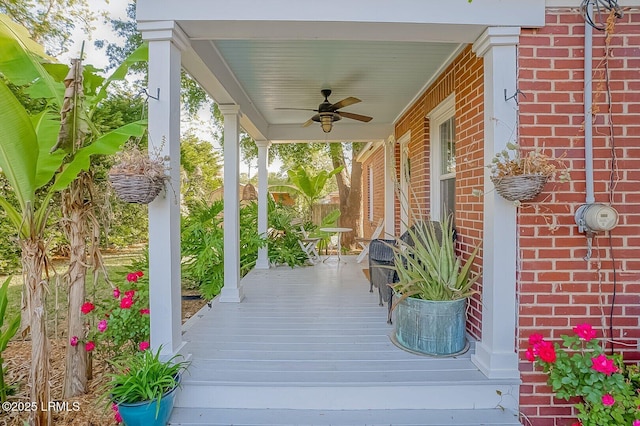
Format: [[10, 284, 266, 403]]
[[170, 256, 520, 425]]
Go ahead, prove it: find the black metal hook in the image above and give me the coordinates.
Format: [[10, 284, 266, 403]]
[[504, 89, 525, 105], [142, 88, 160, 101]]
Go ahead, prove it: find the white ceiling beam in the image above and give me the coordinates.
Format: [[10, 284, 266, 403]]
[[138, 0, 546, 28]]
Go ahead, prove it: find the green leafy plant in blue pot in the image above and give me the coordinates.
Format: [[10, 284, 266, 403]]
[[107, 347, 190, 425]]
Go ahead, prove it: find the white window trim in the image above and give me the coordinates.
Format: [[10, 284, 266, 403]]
[[428, 94, 455, 221], [368, 166, 374, 222], [398, 131, 411, 234]]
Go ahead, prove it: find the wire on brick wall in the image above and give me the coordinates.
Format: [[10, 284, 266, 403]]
[[580, 0, 623, 30]]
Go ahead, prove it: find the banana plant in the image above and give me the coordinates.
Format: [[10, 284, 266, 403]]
[[271, 165, 343, 222], [0, 13, 148, 422], [0, 277, 20, 402]]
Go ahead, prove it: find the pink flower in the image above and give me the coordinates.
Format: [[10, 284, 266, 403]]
[[591, 354, 617, 376], [573, 323, 597, 341], [602, 394, 615, 406], [70, 336, 79, 347], [528, 333, 544, 345], [537, 341, 556, 363], [85, 341, 95, 352], [114, 411, 122, 423], [125, 290, 136, 298], [570, 422, 582, 426], [525, 346, 536, 362], [633, 420, 640, 426], [126, 272, 139, 283], [81, 302, 95, 314], [140, 308, 150, 315], [139, 341, 150, 351], [120, 296, 133, 309], [98, 319, 108, 332], [111, 403, 119, 412], [135, 271, 144, 278], [113, 288, 120, 298]]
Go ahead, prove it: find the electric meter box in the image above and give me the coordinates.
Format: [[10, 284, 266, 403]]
[[575, 203, 619, 233]]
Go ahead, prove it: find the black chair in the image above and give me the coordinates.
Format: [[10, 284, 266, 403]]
[[367, 222, 452, 324]]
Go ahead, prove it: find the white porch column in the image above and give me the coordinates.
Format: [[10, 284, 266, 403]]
[[384, 136, 396, 237], [142, 22, 189, 355], [219, 105, 244, 302], [255, 139, 271, 269], [471, 27, 521, 379]]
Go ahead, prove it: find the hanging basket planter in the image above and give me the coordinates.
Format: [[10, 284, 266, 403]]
[[109, 145, 168, 204], [490, 174, 550, 202]]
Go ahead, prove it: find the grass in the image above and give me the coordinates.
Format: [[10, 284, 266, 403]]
[[1, 248, 145, 339]]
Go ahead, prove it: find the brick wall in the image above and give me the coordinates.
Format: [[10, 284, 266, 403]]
[[393, 45, 485, 339], [360, 146, 386, 239], [518, 8, 640, 425]]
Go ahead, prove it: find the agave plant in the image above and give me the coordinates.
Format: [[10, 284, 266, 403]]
[[391, 214, 481, 302]]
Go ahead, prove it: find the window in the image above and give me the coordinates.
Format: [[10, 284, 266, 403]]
[[429, 95, 456, 221], [368, 165, 374, 222]]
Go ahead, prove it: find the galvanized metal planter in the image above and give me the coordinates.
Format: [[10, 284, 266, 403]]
[[392, 297, 468, 357]]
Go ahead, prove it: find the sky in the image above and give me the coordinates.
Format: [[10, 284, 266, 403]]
[[61, 0, 281, 177]]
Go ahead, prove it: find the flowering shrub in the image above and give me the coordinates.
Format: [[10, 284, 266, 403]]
[[71, 271, 150, 358], [527, 323, 640, 426]]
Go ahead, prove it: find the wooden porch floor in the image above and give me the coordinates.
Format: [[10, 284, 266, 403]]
[[169, 256, 521, 425]]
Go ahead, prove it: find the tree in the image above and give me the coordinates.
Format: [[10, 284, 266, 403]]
[[0, 15, 146, 423], [180, 131, 223, 208], [0, 0, 96, 56]]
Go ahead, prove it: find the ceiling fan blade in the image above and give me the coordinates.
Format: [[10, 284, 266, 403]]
[[330, 97, 361, 111], [302, 118, 314, 127], [339, 111, 372, 123]]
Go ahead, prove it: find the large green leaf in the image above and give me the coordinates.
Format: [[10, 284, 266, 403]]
[[93, 43, 148, 107], [32, 110, 65, 189], [0, 14, 64, 105], [52, 121, 147, 191], [0, 79, 38, 208]]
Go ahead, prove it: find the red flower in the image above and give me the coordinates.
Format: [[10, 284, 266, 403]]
[[528, 333, 544, 345], [113, 288, 120, 298], [601, 394, 615, 406], [120, 296, 133, 309], [70, 336, 79, 347], [591, 354, 617, 376], [571, 422, 582, 426], [537, 341, 556, 363], [125, 290, 136, 298], [139, 341, 150, 351], [140, 308, 150, 315], [81, 302, 95, 314], [85, 341, 95, 352], [525, 346, 536, 362], [126, 273, 139, 283], [135, 271, 144, 278], [573, 323, 597, 342]]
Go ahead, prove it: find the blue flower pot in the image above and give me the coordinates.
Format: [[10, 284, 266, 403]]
[[116, 384, 178, 426]]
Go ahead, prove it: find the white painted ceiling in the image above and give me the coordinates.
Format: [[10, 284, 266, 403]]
[[213, 39, 461, 129]]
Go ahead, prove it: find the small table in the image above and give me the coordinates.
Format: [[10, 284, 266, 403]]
[[319, 227, 353, 263]]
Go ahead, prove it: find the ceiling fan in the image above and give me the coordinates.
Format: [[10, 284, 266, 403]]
[[277, 89, 373, 133]]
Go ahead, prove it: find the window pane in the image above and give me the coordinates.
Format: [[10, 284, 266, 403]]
[[440, 117, 456, 175], [440, 177, 455, 219]]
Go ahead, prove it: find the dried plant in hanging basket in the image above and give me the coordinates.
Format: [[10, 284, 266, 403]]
[[109, 143, 167, 204], [488, 143, 570, 202]]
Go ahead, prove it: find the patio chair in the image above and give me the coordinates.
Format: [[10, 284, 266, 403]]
[[292, 219, 321, 264], [355, 218, 385, 263], [368, 221, 450, 324]]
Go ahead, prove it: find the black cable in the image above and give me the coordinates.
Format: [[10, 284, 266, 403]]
[[580, 0, 623, 30]]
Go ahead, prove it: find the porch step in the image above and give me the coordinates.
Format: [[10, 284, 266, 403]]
[[168, 407, 522, 425]]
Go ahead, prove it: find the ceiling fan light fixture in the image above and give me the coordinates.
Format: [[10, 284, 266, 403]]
[[320, 114, 333, 133]]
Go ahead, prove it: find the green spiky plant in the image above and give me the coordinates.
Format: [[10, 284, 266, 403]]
[[391, 214, 481, 302]]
